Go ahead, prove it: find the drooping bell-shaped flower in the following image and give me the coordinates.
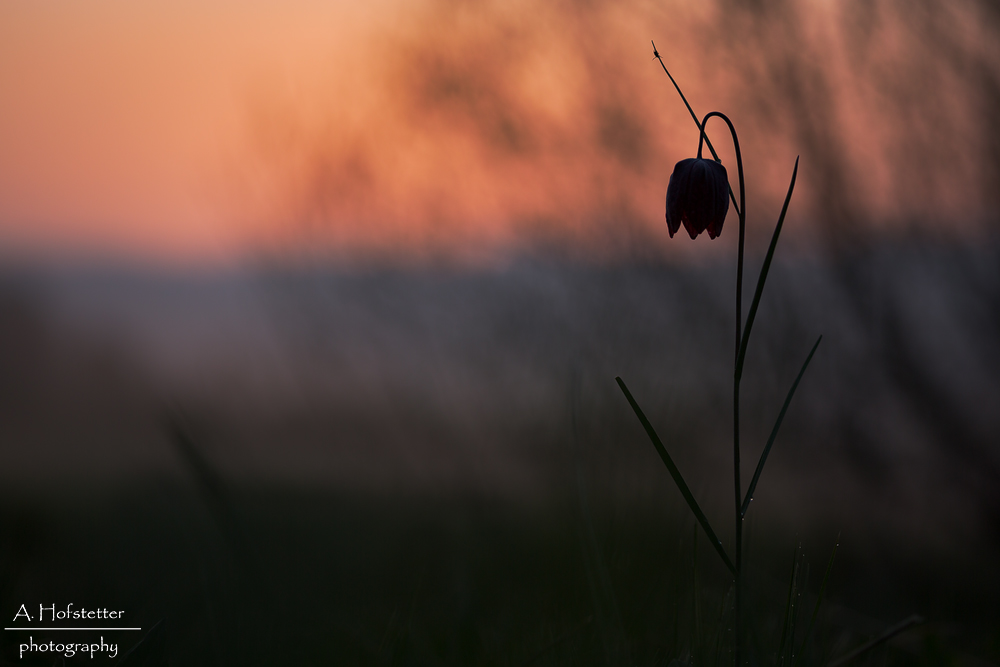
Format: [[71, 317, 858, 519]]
[[665, 157, 730, 239]]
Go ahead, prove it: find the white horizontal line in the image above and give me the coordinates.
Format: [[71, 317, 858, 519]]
[[4, 628, 142, 631]]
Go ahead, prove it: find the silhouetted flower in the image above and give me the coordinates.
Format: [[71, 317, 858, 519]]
[[665, 157, 730, 239]]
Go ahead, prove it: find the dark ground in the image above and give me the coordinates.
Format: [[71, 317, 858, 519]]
[[0, 237, 998, 665]]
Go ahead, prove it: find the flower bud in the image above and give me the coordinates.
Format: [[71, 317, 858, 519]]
[[665, 157, 730, 239]]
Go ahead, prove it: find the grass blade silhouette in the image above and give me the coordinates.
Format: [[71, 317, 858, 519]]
[[573, 374, 628, 665], [777, 544, 800, 665], [794, 538, 839, 667], [617, 376, 736, 575], [522, 617, 593, 666], [827, 615, 925, 667], [735, 157, 800, 382], [117, 620, 166, 667], [741, 335, 822, 517]]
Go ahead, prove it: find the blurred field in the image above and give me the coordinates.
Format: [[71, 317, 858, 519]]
[[1, 238, 998, 664]]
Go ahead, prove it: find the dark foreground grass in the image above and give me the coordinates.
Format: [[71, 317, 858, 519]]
[[1, 481, 997, 666]]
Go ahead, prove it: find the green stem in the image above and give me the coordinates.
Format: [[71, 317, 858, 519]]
[[697, 111, 745, 667]]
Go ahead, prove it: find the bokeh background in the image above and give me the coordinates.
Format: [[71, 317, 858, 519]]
[[1, 0, 998, 664]]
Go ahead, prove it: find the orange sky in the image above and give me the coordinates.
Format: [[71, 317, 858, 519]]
[[0, 0, 994, 265]]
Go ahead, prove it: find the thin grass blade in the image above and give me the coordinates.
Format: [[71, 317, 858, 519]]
[[572, 375, 623, 665], [777, 544, 799, 665], [735, 156, 800, 381], [522, 616, 593, 667], [692, 525, 700, 658], [741, 335, 822, 517], [651, 41, 740, 218], [117, 619, 166, 667], [827, 615, 925, 667], [793, 537, 840, 667], [789, 559, 808, 667], [617, 376, 736, 576]]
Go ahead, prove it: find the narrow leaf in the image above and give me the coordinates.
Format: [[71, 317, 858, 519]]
[[777, 545, 800, 665], [741, 334, 822, 517], [788, 559, 807, 666], [117, 620, 166, 667], [794, 537, 839, 667], [616, 376, 736, 576], [735, 156, 800, 381], [651, 41, 740, 218], [827, 615, 925, 667]]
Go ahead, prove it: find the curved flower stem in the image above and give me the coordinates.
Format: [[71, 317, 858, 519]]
[[652, 41, 741, 219], [698, 111, 745, 667]]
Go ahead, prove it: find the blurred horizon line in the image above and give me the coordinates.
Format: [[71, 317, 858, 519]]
[[1, 218, 996, 274]]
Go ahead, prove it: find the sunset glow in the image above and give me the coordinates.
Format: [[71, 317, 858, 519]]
[[1, 0, 995, 265]]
